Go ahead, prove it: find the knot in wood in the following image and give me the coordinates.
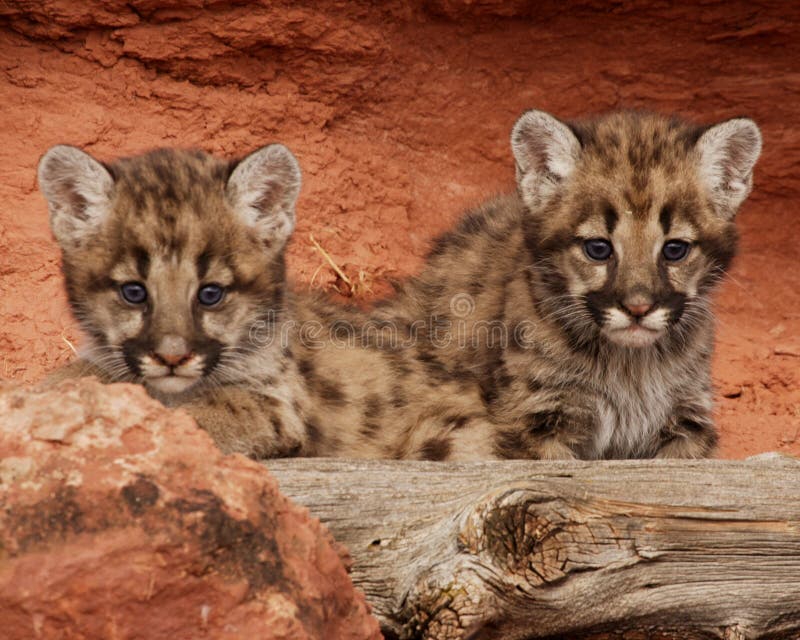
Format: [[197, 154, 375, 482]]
[[460, 489, 635, 588], [482, 494, 570, 585], [400, 583, 490, 640]]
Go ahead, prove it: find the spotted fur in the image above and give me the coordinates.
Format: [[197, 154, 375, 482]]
[[39, 143, 498, 460], [40, 108, 761, 461], [382, 109, 762, 459]]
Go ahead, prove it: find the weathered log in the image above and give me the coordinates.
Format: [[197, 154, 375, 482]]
[[267, 454, 800, 640]]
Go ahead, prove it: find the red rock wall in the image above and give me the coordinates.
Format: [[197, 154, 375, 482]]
[[0, 0, 798, 457]]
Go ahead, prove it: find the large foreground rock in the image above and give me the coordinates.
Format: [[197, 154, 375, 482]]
[[0, 378, 382, 640]]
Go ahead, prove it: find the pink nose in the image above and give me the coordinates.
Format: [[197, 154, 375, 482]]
[[153, 350, 193, 367], [624, 302, 653, 318], [152, 335, 192, 367]]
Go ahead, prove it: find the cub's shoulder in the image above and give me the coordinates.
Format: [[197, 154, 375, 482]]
[[426, 193, 525, 263]]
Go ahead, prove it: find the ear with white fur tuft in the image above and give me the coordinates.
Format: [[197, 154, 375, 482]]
[[226, 144, 301, 252], [38, 145, 115, 251], [511, 110, 581, 211], [696, 118, 762, 220]]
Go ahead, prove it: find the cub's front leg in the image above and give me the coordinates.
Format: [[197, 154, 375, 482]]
[[656, 402, 718, 459], [179, 386, 308, 459], [494, 401, 598, 460]]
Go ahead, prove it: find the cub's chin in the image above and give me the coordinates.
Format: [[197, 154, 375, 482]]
[[603, 325, 664, 348], [145, 374, 201, 395]]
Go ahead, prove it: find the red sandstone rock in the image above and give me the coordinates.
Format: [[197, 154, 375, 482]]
[[0, 1, 798, 457], [0, 378, 382, 640]]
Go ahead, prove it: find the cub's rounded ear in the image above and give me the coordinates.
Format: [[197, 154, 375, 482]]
[[511, 109, 581, 210], [696, 118, 762, 220], [226, 144, 301, 252], [38, 145, 115, 251]]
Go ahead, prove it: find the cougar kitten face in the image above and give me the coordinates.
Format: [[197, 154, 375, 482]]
[[38, 144, 301, 396], [512, 110, 761, 349]]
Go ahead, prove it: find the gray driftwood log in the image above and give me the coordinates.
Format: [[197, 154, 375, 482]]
[[267, 454, 800, 640]]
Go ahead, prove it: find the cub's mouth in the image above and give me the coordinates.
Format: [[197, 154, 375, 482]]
[[138, 350, 208, 395], [600, 306, 669, 348], [604, 323, 664, 348], [146, 373, 201, 394]]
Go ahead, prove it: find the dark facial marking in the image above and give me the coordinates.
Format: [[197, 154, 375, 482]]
[[603, 204, 618, 234], [196, 250, 212, 280], [660, 290, 687, 327], [536, 229, 574, 256], [582, 252, 619, 321], [133, 247, 150, 280], [696, 229, 738, 274], [84, 272, 116, 293], [121, 337, 145, 377], [659, 204, 673, 235], [585, 290, 613, 326]]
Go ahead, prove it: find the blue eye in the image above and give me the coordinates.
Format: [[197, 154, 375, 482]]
[[120, 282, 147, 305], [198, 284, 225, 306], [662, 240, 691, 262], [583, 238, 614, 261]]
